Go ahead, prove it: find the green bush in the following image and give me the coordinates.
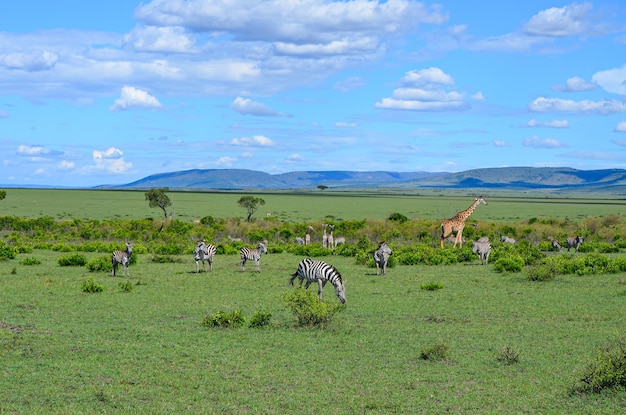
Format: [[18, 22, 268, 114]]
[[497, 346, 520, 365], [58, 253, 87, 267], [118, 280, 133, 292], [419, 343, 449, 361], [81, 277, 104, 293], [388, 212, 408, 223], [421, 282, 444, 291], [493, 255, 524, 273], [249, 311, 273, 328], [282, 288, 345, 327], [572, 338, 626, 394], [86, 255, 112, 272], [527, 262, 557, 281], [0, 241, 18, 261], [19, 256, 41, 265], [203, 309, 246, 328]]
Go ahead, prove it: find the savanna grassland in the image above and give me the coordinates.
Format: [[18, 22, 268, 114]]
[[1, 188, 626, 414]]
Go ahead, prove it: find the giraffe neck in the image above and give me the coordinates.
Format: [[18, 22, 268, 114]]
[[458, 198, 480, 221]]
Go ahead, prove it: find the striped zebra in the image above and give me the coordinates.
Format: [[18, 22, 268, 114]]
[[500, 235, 516, 244], [548, 237, 563, 252], [472, 240, 491, 265], [112, 242, 132, 277], [566, 236, 583, 252], [289, 258, 346, 303], [240, 242, 267, 272], [194, 240, 216, 273], [374, 241, 392, 275]]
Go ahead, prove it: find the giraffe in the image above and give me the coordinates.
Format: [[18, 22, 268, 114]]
[[440, 196, 487, 249], [305, 225, 313, 245]]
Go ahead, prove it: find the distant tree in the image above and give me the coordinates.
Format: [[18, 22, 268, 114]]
[[0, 190, 5, 201], [317, 185, 328, 192], [237, 196, 265, 222], [145, 188, 171, 218]]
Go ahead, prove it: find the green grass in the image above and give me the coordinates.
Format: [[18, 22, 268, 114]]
[[2, 188, 626, 223], [1, 250, 625, 414]]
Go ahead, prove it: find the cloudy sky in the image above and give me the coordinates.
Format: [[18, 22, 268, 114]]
[[2, 0, 626, 187]]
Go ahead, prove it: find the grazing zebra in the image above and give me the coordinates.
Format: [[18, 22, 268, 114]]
[[112, 242, 132, 277], [472, 240, 491, 265], [289, 258, 346, 303], [240, 243, 268, 272], [566, 236, 583, 252], [548, 237, 563, 252], [295, 237, 306, 245], [194, 240, 216, 273], [500, 235, 516, 244], [374, 241, 392, 275], [334, 236, 346, 248]]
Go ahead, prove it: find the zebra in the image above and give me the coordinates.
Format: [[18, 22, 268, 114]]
[[566, 236, 583, 252], [334, 236, 346, 248], [500, 235, 516, 244], [472, 240, 491, 265], [194, 240, 216, 273], [240, 243, 268, 272], [289, 258, 346, 304], [112, 242, 132, 277], [548, 237, 563, 252], [374, 241, 392, 275], [228, 235, 243, 242], [444, 235, 466, 245], [295, 237, 306, 245]]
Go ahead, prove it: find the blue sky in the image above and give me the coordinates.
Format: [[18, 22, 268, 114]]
[[2, 0, 626, 187]]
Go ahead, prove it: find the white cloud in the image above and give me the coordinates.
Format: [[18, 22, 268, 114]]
[[58, 160, 75, 170], [88, 147, 133, 174], [17, 145, 50, 156], [375, 67, 468, 112], [493, 140, 510, 147], [523, 3, 592, 37], [529, 97, 626, 114], [110, 86, 162, 111], [525, 119, 569, 128], [615, 121, 626, 132], [522, 135, 566, 149], [335, 122, 357, 128], [471, 91, 485, 101], [592, 65, 626, 95], [229, 135, 275, 147], [286, 153, 304, 163], [124, 26, 195, 53], [0, 51, 57, 71], [230, 97, 284, 117], [552, 76, 597, 92]]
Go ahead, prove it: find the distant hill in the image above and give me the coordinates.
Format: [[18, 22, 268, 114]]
[[105, 167, 626, 193]]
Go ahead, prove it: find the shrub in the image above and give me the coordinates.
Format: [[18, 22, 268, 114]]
[[19, 256, 41, 265], [58, 253, 87, 267], [497, 346, 520, 365], [493, 255, 524, 273], [419, 343, 449, 361], [81, 277, 104, 293], [388, 212, 408, 223], [282, 288, 345, 328], [249, 311, 273, 328], [421, 282, 444, 291], [527, 262, 557, 281], [571, 338, 626, 394], [0, 241, 18, 261], [203, 309, 246, 328], [118, 280, 133, 292], [150, 255, 182, 263], [86, 255, 112, 272]]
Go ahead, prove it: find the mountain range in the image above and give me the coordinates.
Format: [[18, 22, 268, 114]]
[[108, 167, 626, 194]]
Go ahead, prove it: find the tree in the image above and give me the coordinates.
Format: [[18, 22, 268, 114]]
[[0, 190, 6, 201], [237, 196, 265, 222], [145, 188, 172, 218], [317, 185, 328, 193]]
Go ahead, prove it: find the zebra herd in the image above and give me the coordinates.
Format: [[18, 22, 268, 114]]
[[548, 235, 584, 253]]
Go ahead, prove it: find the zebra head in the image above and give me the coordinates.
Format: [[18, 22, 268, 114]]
[[125, 242, 133, 257], [378, 242, 392, 256], [257, 242, 268, 254], [335, 279, 346, 304]]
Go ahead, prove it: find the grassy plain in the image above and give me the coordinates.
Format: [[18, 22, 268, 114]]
[[1, 250, 625, 414], [2, 188, 626, 223]]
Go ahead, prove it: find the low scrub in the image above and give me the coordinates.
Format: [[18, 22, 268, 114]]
[[419, 343, 450, 361], [282, 288, 345, 328], [571, 337, 626, 394], [203, 309, 246, 328], [81, 277, 104, 293], [58, 253, 87, 267]]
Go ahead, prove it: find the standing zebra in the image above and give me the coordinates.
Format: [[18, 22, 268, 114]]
[[566, 236, 583, 252], [472, 240, 491, 265], [112, 242, 132, 277], [290, 258, 346, 303], [374, 241, 392, 275], [194, 240, 216, 273], [548, 237, 563, 252], [240, 242, 268, 272]]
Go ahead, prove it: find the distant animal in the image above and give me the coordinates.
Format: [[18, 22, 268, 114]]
[[194, 240, 216, 273], [112, 242, 132, 277], [322, 224, 329, 248], [500, 235, 516, 244], [305, 225, 313, 245], [327, 224, 335, 248], [548, 237, 563, 252], [334, 236, 346, 248], [240, 243, 268, 272], [566, 236, 583, 252], [440, 196, 487, 248], [295, 237, 306, 245], [228, 235, 243, 242], [444, 235, 466, 244], [477, 236, 490, 242], [290, 258, 346, 303], [374, 241, 393, 275], [472, 240, 491, 265]]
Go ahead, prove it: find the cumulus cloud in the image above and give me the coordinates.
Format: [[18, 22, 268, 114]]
[[523, 3, 592, 37], [525, 119, 569, 128], [124, 26, 195, 53], [110, 86, 162, 111], [17, 145, 50, 156], [375, 67, 468, 112], [552, 76, 597, 92], [58, 160, 75, 170], [229, 135, 275, 147], [592, 65, 626, 95], [529, 97, 626, 114], [89, 147, 133, 173], [286, 153, 304, 163], [230, 97, 285, 117], [0, 51, 58, 71], [615, 121, 626, 132], [522, 135, 566, 149]]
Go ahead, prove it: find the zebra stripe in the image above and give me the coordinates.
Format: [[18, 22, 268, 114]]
[[194, 241, 216, 273], [550, 238, 563, 252], [566, 236, 583, 252], [374, 241, 392, 275], [472, 241, 491, 265], [112, 242, 132, 277], [240, 243, 267, 272], [290, 258, 346, 304]]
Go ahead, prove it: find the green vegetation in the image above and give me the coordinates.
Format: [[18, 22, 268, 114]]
[[237, 195, 265, 222]]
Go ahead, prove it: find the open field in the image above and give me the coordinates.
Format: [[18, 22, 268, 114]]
[[2, 188, 626, 223]]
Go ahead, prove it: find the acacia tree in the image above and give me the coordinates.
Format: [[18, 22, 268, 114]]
[[317, 185, 328, 193], [145, 188, 172, 218], [237, 196, 265, 222]]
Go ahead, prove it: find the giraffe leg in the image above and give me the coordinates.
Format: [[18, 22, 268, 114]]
[[457, 230, 464, 247]]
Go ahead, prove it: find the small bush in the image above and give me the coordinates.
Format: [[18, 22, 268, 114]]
[[571, 338, 626, 394], [19, 256, 41, 265], [527, 262, 557, 281], [81, 277, 104, 293], [118, 280, 133, 292], [150, 255, 182, 263], [419, 343, 450, 361], [0, 241, 18, 261], [58, 253, 87, 267], [388, 212, 408, 223], [497, 346, 520, 365], [421, 282, 443, 291], [203, 309, 246, 328], [493, 254, 524, 273], [249, 311, 273, 328], [282, 288, 345, 327], [86, 256, 112, 272]]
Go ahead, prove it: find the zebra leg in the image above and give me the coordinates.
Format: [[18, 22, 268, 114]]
[[317, 280, 324, 301], [240, 258, 246, 272]]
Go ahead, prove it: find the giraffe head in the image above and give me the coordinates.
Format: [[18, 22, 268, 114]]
[[476, 196, 487, 206]]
